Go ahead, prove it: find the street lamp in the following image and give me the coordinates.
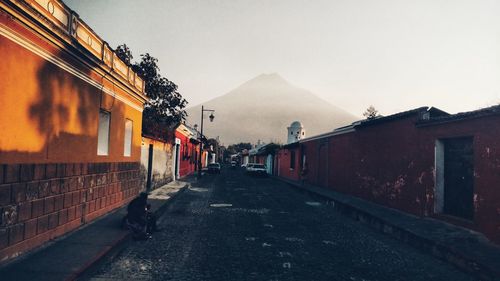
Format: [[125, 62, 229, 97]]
[[198, 105, 215, 178]]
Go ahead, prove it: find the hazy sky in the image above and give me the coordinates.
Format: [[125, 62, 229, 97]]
[[65, 0, 500, 117]]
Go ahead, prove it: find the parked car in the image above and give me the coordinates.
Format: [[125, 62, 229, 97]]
[[246, 163, 267, 176], [245, 163, 254, 172], [207, 163, 221, 174]]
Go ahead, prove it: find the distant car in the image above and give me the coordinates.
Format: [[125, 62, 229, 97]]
[[207, 163, 221, 174], [231, 161, 237, 168], [249, 163, 267, 176], [245, 163, 254, 172]]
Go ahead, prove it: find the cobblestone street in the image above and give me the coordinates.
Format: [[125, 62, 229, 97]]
[[87, 167, 476, 281]]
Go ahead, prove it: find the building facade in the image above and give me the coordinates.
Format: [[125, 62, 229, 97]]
[[277, 106, 500, 244], [287, 121, 305, 144], [140, 136, 174, 191], [0, 0, 146, 262], [174, 124, 200, 179]]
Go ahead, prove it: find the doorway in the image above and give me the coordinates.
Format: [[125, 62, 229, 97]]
[[435, 137, 474, 220], [146, 144, 153, 191], [173, 138, 181, 180], [318, 143, 328, 187]]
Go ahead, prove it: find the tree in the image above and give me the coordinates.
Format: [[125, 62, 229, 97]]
[[115, 44, 187, 138], [363, 105, 379, 120], [115, 44, 133, 65], [224, 142, 253, 161], [226, 142, 252, 154]]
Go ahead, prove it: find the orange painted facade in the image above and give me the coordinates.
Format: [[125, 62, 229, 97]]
[[0, 2, 145, 164], [0, 0, 146, 262]]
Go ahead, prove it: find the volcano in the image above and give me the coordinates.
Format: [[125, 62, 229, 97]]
[[186, 73, 357, 145]]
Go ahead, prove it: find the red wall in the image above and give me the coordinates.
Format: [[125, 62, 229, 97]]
[[418, 116, 500, 242], [280, 112, 500, 243], [175, 131, 198, 178], [275, 147, 301, 181]]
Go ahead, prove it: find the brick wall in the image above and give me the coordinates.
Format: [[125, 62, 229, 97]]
[[0, 162, 141, 263]]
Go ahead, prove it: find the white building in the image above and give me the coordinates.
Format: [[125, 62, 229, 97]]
[[287, 121, 305, 144]]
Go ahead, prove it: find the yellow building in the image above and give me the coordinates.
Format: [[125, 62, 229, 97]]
[[0, 0, 147, 262]]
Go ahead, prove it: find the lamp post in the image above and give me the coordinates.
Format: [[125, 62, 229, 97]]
[[198, 105, 215, 178]]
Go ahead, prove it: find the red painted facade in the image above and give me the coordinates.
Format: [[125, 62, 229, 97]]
[[276, 106, 500, 244], [174, 127, 199, 178], [275, 144, 301, 181]]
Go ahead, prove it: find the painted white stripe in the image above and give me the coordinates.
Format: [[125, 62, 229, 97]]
[[0, 24, 144, 112]]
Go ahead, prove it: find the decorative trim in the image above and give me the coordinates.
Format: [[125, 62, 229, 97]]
[[0, 23, 144, 112], [0, 1, 146, 101]]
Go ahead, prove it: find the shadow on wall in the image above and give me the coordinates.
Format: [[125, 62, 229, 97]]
[[0, 46, 122, 162], [29, 54, 95, 140]]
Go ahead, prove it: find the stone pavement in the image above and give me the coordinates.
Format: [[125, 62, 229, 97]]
[[277, 177, 500, 281], [0, 179, 191, 281], [86, 168, 479, 281]]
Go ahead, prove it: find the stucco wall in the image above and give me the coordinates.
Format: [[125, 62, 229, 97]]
[[275, 147, 301, 181], [286, 113, 500, 244], [175, 131, 198, 178], [141, 137, 173, 190], [0, 3, 146, 262], [0, 11, 143, 164]]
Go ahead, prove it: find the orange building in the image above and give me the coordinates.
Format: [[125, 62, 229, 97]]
[[0, 0, 147, 262]]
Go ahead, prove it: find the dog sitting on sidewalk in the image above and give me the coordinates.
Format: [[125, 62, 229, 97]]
[[122, 192, 158, 240]]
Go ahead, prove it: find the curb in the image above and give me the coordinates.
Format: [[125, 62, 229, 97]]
[[67, 233, 129, 281], [276, 177, 500, 281], [71, 182, 190, 281]]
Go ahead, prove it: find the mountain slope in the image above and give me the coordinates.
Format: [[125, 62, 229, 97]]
[[186, 73, 357, 145]]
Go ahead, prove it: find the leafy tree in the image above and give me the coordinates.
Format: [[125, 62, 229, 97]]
[[226, 142, 252, 154], [115, 44, 133, 65], [115, 44, 187, 138], [363, 105, 379, 120]]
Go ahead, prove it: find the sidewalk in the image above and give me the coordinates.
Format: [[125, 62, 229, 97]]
[[0, 179, 191, 281], [277, 177, 500, 281]]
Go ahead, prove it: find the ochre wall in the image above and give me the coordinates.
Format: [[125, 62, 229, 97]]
[[0, 6, 146, 263], [0, 13, 143, 164]]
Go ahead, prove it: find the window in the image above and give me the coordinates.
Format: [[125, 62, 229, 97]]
[[97, 110, 110, 155], [290, 150, 296, 169], [124, 119, 133, 156]]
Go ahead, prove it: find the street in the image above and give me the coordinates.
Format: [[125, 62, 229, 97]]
[[86, 167, 476, 281]]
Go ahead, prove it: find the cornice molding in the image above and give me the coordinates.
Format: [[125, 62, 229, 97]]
[[0, 23, 144, 112], [1, 0, 146, 101]]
